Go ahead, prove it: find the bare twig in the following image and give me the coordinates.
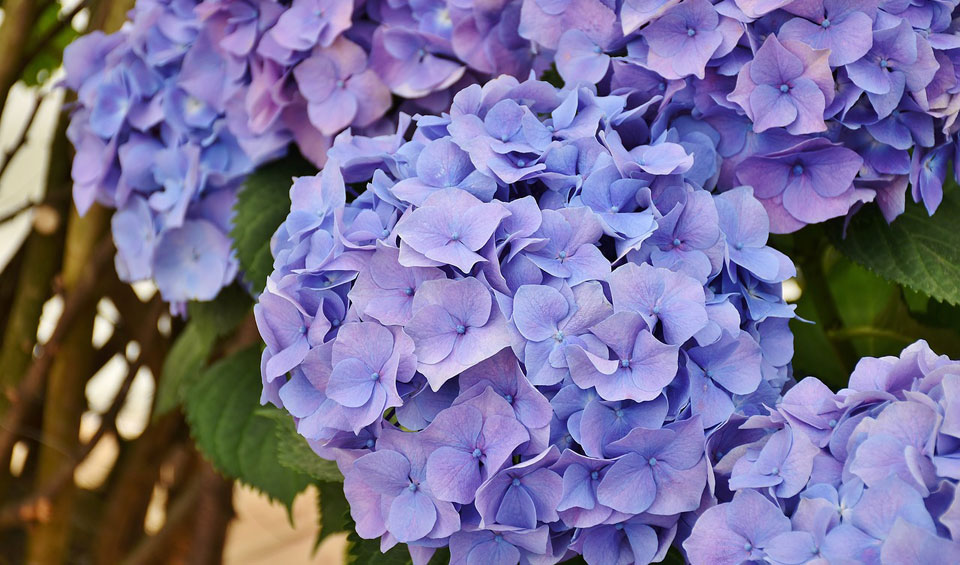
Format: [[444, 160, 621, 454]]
[[0, 237, 113, 460], [0, 92, 45, 181]]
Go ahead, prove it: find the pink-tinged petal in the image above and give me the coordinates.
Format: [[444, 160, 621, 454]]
[[648, 457, 708, 515], [785, 78, 827, 135], [306, 87, 359, 136], [683, 503, 750, 565]]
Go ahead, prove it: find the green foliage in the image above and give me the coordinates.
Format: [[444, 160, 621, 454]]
[[540, 63, 565, 89], [786, 226, 960, 389], [831, 187, 960, 306], [316, 481, 350, 548], [259, 408, 344, 483], [231, 151, 316, 292], [20, 3, 81, 86], [153, 286, 252, 416], [184, 346, 311, 509], [346, 529, 412, 565]]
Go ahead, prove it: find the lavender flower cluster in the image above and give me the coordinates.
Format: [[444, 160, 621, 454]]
[[685, 339, 960, 565], [255, 74, 799, 563], [62, 0, 551, 306], [542, 0, 960, 230]]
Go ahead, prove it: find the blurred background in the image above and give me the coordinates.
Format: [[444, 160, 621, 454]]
[[0, 1, 344, 563]]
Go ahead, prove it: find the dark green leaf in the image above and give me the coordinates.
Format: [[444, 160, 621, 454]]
[[187, 284, 253, 339], [346, 529, 411, 565], [259, 408, 344, 483], [154, 287, 252, 417], [231, 151, 316, 292], [830, 187, 960, 306], [153, 323, 215, 417], [184, 346, 311, 508], [316, 481, 350, 549]]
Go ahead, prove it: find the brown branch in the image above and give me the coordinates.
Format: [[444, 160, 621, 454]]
[[0, 356, 141, 528], [0, 0, 39, 114], [0, 237, 113, 461], [0, 91, 44, 181]]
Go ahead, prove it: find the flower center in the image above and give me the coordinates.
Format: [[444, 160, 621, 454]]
[[672, 238, 681, 247], [615, 523, 624, 530], [735, 242, 744, 250], [610, 205, 619, 212], [615, 409, 624, 419], [771, 466, 780, 474], [744, 542, 753, 551], [620, 359, 630, 368], [792, 164, 804, 176], [880, 58, 889, 68], [590, 471, 599, 480], [472, 448, 483, 458], [779, 83, 790, 93], [404, 287, 414, 296], [516, 159, 526, 167], [511, 478, 521, 487], [450, 232, 460, 241], [554, 330, 565, 342], [504, 394, 514, 404], [593, 45, 603, 54], [820, 18, 830, 27], [687, 28, 696, 37], [658, 83, 666, 91], [558, 250, 567, 260], [369, 372, 380, 381], [649, 457, 658, 466], [336, 79, 345, 88], [828, 419, 837, 428], [331, 318, 341, 327], [407, 482, 418, 492], [652, 306, 660, 314], [365, 439, 375, 448], [706, 370, 713, 378], [456, 324, 466, 335]]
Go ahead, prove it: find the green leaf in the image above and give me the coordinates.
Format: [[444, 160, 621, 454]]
[[153, 323, 215, 417], [153, 286, 252, 417], [232, 152, 316, 292], [259, 408, 344, 483], [316, 481, 350, 549], [187, 284, 253, 339], [184, 346, 311, 508], [346, 530, 411, 565], [830, 187, 960, 306]]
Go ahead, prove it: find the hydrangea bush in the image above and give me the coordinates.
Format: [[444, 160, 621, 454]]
[[685, 340, 960, 564], [255, 74, 798, 563]]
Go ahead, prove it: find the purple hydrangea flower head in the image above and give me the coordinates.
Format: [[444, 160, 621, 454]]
[[256, 74, 799, 562], [729, 35, 835, 135]]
